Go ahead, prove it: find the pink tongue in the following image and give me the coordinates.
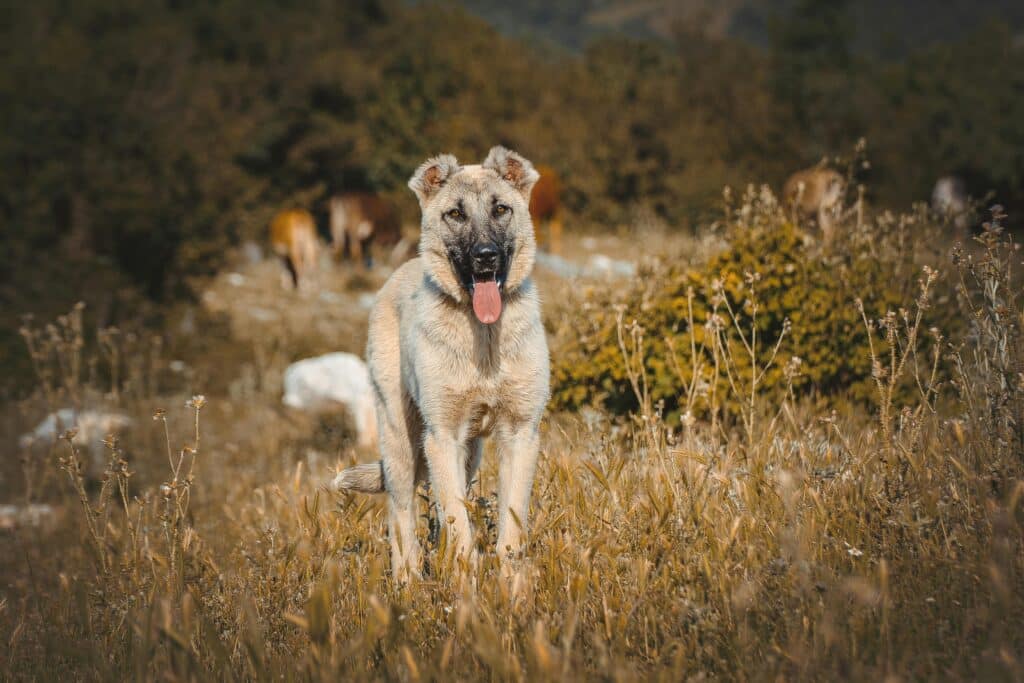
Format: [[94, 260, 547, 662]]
[[472, 280, 502, 324]]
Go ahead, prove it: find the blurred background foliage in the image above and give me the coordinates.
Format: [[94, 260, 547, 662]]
[[550, 197, 958, 419], [1, 0, 1022, 390]]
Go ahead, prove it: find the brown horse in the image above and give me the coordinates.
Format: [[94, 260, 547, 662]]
[[529, 164, 563, 254], [329, 193, 403, 268], [782, 165, 845, 244], [270, 208, 318, 290]]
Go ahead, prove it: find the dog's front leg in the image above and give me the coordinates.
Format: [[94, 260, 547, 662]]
[[383, 449, 422, 583], [496, 422, 541, 560], [423, 431, 474, 566]]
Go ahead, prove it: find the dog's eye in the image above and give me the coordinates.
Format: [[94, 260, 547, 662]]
[[446, 208, 464, 221], [493, 204, 510, 218]]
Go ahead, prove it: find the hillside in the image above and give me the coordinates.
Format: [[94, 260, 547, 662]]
[[455, 0, 1024, 56]]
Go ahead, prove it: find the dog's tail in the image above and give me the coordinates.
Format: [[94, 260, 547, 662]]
[[332, 461, 385, 494]]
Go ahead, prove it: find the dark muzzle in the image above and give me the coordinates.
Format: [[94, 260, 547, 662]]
[[471, 243, 500, 277]]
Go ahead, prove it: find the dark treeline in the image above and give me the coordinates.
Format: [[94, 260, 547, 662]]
[[1, 0, 1022, 304]]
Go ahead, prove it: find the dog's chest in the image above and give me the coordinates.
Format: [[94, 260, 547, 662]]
[[444, 367, 528, 439], [413, 298, 544, 434], [467, 400, 497, 438], [450, 372, 503, 431]]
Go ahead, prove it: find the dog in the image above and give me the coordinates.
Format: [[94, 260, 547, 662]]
[[328, 192, 403, 268], [269, 208, 319, 291], [333, 146, 550, 580], [783, 165, 845, 244]]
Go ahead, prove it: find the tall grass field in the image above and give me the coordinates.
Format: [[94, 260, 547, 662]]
[[1, 183, 1022, 681]]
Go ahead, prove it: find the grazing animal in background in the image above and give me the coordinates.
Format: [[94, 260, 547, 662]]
[[783, 165, 845, 243], [333, 146, 550, 580], [529, 164, 563, 254], [329, 192, 403, 268], [270, 208, 319, 291], [932, 176, 970, 233]]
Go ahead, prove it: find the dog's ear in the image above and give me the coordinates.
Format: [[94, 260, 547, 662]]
[[408, 154, 460, 208], [482, 146, 540, 199]]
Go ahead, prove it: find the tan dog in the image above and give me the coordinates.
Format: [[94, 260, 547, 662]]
[[783, 165, 845, 243], [270, 208, 318, 290], [333, 147, 550, 580], [328, 192, 403, 268]]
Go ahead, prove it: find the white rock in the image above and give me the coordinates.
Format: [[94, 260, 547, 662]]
[[178, 306, 196, 335], [282, 353, 377, 448], [239, 240, 264, 265], [247, 306, 279, 322], [587, 254, 614, 271], [19, 409, 133, 476], [932, 176, 967, 214], [536, 251, 637, 279], [586, 253, 637, 277], [318, 290, 342, 305], [535, 252, 582, 279], [0, 503, 59, 531], [931, 176, 970, 230], [357, 293, 377, 310], [226, 272, 246, 287]]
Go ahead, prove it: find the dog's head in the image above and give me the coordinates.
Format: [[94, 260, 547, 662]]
[[408, 146, 540, 325]]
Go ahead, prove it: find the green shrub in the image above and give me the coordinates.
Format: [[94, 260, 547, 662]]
[[551, 187, 955, 421]]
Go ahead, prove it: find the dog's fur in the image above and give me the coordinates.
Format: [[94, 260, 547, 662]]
[[270, 208, 319, 290], [329, 192, 403, 268], [783, 165, 845, 243], [529, 164, 563, 254], [333, 146, 550, 579]]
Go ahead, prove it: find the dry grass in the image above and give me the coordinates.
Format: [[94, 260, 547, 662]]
[[1, 201, 1022, 681]]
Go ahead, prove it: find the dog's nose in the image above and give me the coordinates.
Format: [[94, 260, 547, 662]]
[[472, 244, 499, 272]]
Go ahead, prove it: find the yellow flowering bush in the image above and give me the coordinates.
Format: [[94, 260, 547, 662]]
[[551, 188, 954, 421]]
